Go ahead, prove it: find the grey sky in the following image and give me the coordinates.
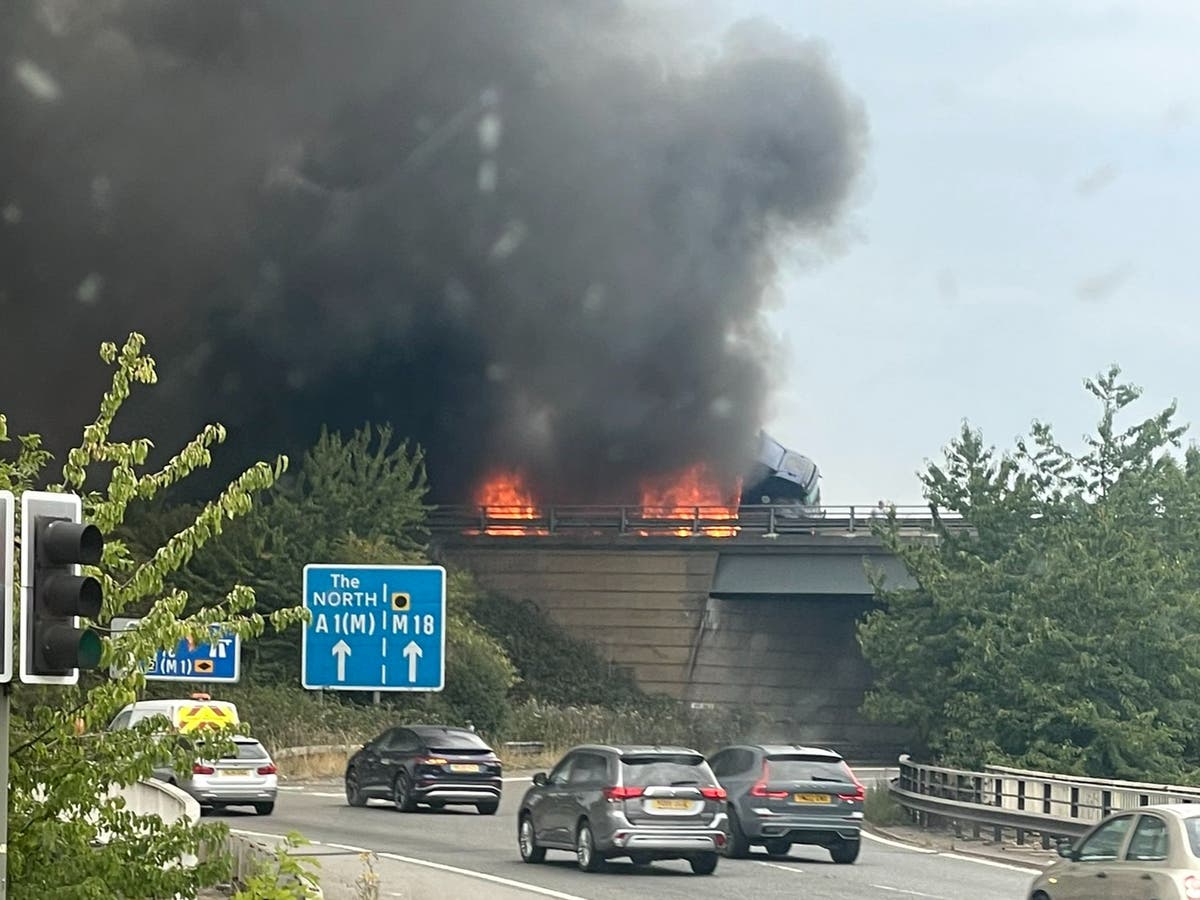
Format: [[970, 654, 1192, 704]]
[[711, 0, 1199, 504]]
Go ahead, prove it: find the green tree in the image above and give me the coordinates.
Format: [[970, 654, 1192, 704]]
[[138, 424, 430, 679], [859, 366, 1200, 781], [1, 333, 306, 898], [156, 426, 515, 731]]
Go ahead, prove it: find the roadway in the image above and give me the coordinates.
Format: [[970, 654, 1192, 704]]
[[221, 776, 1042, 900]]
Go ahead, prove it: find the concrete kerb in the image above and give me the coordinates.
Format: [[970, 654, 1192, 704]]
[[209, 830, 324, 898]]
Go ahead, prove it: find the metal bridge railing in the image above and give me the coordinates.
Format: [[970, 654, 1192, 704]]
[[890, 755, 1200, 847], [428, 503, 959, 537]]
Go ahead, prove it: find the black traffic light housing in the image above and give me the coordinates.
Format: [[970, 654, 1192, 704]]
[[28, 517, 104, 676]]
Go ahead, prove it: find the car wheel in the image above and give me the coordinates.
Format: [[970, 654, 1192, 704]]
[[254, 802, 274, 816], [764, 839, 791, 858], [345, 769, 367, 808], [392, 771, 418, 813], [576, 821, 603, 872], [518, 814, 546, 864], [724, 808, 750, 859], [689, 852, 719, 875], [830, 838, 860, 864], [476, 802, 499, 816]]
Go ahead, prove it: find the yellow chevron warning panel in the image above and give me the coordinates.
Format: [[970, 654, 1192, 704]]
[[175, 702, 238, 732]]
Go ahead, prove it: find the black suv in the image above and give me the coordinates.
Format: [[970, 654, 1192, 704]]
[[344, 724, 502, 814], [709, 744, 864, 863]]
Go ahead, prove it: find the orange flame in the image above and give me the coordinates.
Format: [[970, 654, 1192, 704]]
[[639, 463, 741, 537], [474, 470, 547, 535]]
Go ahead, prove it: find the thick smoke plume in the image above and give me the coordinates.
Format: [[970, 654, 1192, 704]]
[[0, 0, 866, 502]]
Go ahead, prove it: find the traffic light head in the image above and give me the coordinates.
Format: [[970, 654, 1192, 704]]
[[20, 492, 105, 684]]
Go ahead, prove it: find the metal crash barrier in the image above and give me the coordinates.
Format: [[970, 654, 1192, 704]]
[[891, 755, 1200, 847]]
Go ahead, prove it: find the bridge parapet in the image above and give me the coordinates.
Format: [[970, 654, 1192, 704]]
[[429, 503, 961, 541]]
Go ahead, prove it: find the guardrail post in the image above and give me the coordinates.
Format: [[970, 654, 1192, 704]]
[[768, 505, 776, 534], [1070, 785, 1079, 818], [548, 506, 557, 534], [478, 505, 487, 533], [692, 506, 700, 534], [849, 506, 856, 533], [1102, 789, 1112, 818]]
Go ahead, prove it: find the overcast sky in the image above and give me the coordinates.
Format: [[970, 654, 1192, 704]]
[[709, 1, 1199, 505]]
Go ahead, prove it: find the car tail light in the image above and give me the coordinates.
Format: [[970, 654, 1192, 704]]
[[701, 787, 727, 800], [193, 764, 215, 775], [604, 786, 645, 801], [257, 763, 278, 775], [1185, 875, 1200, 900], [750, 760, 789, 799], [838, 763, 865, 802], [714, 832, 727, 848], [419, 756, 448, 766]]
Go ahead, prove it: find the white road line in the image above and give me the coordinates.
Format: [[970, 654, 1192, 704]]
[[233, 829, 591, 900], [862, 831, 938, 853], [862, 830, 1044, 874], [503, 776, 532, 783], [376, 851, 590, 900], [871, 884, 946, 898], [758, 861, 804, 873], [937, 851, 1042, 873]]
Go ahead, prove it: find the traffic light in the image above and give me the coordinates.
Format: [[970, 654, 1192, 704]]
[[20, 491, 104, 685]]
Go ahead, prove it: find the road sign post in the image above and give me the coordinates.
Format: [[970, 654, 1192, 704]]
[[301, 564, 445, 692], [111, 617, 241, 683]]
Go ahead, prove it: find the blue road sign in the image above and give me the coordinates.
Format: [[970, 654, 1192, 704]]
[[111, 617, 241, 683], [301, 564, 445, 692]]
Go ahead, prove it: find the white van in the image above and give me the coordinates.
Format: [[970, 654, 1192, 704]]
[[108, 694, 240, 734]]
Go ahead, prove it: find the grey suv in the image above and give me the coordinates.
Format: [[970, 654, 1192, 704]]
[[709, 744, 864, 863], [517, 745, 728, 874]]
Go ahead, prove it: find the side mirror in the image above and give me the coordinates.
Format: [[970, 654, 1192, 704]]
[[1056, 838, 1075, 859], [532, 772, 548, 786]]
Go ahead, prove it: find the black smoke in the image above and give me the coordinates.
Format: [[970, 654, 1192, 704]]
[[0, 0, 866, 502]]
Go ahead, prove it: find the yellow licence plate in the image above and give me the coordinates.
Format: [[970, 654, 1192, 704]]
[[650, 798, 692, 810], [793, 793, 830, 803], [219, 769, 251, 777], [449, 764, 480, 773]]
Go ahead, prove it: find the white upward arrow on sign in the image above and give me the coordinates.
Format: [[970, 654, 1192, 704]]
[[332, 639, 351, 682], [403, 641, 422, 682]]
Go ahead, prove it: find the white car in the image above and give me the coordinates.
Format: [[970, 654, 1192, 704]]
[[1029, 804, 1200, 899]]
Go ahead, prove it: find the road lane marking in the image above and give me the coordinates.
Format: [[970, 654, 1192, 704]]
[[862, 831, 937, 853], [871, 885, 946, 898], [937, 851, 1041, 873], [233, 829, 590, 900], [758, 861, 805, 873], [376, 851, 591, 900], [862, 831, 1043, 874]]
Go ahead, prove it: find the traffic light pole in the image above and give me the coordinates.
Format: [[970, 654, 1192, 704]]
[[0, 682, 10, 900]]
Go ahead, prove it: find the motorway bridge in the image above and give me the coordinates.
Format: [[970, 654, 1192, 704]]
[[430, 505, 943, 759]]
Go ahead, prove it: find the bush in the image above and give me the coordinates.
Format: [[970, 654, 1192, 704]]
[[501, 698, 766, 756], [465, 591, 644, 707]]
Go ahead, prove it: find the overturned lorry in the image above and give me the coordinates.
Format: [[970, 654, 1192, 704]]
[[744, 431, 821, 513]]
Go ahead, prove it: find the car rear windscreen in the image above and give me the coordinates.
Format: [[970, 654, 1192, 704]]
[[620, 754, 716, 787], [229, 741, 269, 761], [766, 754, 854, 782], [425, 731, 492, 752]]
